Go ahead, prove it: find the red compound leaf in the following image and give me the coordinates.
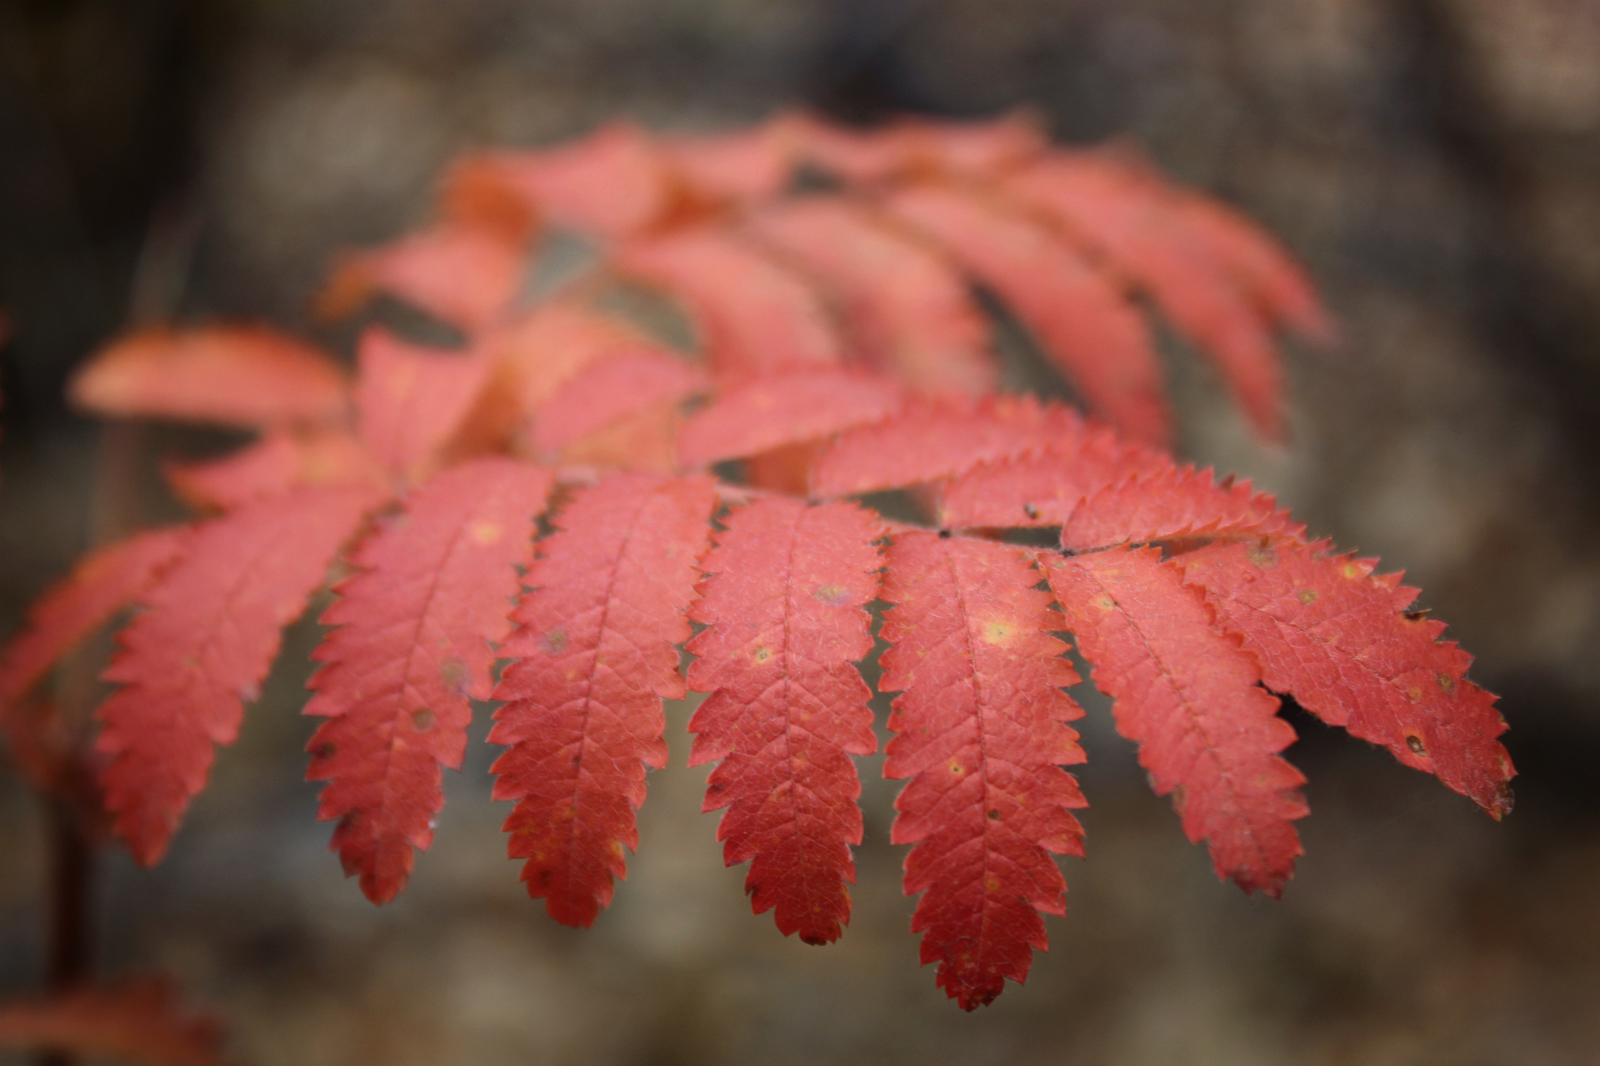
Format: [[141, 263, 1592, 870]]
[[880, 532, 1087, 1010], [70, 325, 350, 428], [319, 222, 527, 331], [1177, 540, 1514, 816], [1045, 547, 1308, 896], [97, 487, 380, 866], [489, 474, 716, 926], [748, 199, 997, 395], [355, 328, 495, 482], [614, 228, 844, 381], [306, 460, 552, 903], [1007, 158, 1286, 439], [531, 350, 707, 458], [686, 498, 883, 943], [882, 184, 1170, 445], [812, 394, 1083, 497], [678, 368, 904, 468], [936, 425, 1170, 529], [0, 975, 232, 1066], [1061, 466, 1305, 551], [163, 429, 386, 512], [0, 528, 190, 709]]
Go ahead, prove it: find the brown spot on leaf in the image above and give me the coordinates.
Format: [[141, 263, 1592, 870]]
[[812, 584, 850, 606], [542, 628, 568, 654], [412, 708, 434, 730], [1405, 734, 1427, 756], [1297, 588, 1318, 605]]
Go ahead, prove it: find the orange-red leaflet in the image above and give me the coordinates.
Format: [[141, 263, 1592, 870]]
[[686, 498, 883, 944], [306, 459, 553, 903], [880, 532, 1087, 1010]]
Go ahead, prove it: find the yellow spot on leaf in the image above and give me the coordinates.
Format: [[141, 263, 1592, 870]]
[[1297, 588, 1318, 605], [471, 521, 502, 545]]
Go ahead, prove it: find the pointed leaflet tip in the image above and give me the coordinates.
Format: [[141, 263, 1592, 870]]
[[306, 459, 552, 904], [318, 222, 527, 332], [686, 498, 883, 944], [1176, 540, 1513, 817], [97, 486, 382, 867], [880, 532, 1087, 1009], [490, 473, 716, 926], [1045, 547, 1307, 896]]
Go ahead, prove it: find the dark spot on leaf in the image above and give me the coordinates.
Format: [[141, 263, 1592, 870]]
[[987, 809, 1001, 820], [1022, 502, 1039, 519], [1297, 588, 1317, 604], [314, 742, 336, 760], [1405, 609, 1431, 622], [542, 628, 568, 654], [1406, 734, 1427, 756], [537, 869, 553, 886], [800, 933, 828, 946], [439, 659, 471, 696], [812, 584, 850, 606], [1437, 673, 1455, 691], [412, 708, 434, 730]]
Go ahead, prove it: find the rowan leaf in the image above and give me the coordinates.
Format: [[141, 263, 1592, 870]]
[[489, 473, 716, 926], [318, 222, 527, 331], [748, 199, 997, 394], [306, 460, 553, 903], [1177, 540, 1513, 816], [0, 528, 190, 709], [812, 395, 1083, 498], [0, 976, 231, 1066], [879, 532, 1086, 1009], [532, 350, 707, 458], [356, 328, 494, 482], [1045, 547, 1307, 896], [936, 425, 1170, 529], [96, 487, 380, 865], [677, 369, 903, 469], [1007, 158, 1286, 439], [882, 184, 1171, 444], [69, 325, 349, 428], [686, 498, 883, 943], [1061, 466, 1304, 552], [614, 229, 844, 380]]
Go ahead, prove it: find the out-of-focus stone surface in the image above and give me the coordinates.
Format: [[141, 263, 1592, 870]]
[[3, 1, 1600, 1063]]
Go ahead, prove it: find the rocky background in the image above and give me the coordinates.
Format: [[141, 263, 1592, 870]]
[[2, 1, 1599, 1063]]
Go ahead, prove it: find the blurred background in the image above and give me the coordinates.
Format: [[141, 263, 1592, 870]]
[[2, 0, 1600, 1062]]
